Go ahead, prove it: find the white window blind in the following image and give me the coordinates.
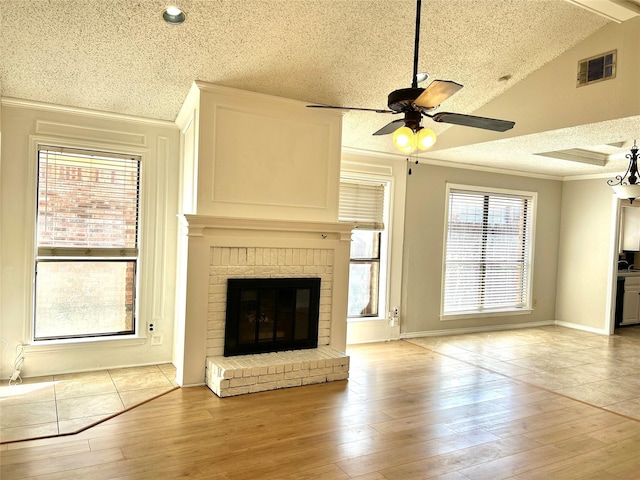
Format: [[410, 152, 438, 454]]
[[339, 180, 385, 230], [443, 187, 534, 316], [37, 146, 140, 256], [34, 146, 141, 340]]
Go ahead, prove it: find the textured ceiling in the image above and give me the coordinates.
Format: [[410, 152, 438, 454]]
[[3, 0, 637, 178]]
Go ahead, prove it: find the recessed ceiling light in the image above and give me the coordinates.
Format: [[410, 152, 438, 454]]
[[163, 6, 186, 25]]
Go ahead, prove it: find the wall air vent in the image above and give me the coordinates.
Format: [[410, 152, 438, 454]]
[[577, 50, 616, 87]]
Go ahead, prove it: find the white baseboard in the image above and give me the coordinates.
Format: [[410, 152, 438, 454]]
[[399, 320, 556, 339], [553, 320, 609, 335]]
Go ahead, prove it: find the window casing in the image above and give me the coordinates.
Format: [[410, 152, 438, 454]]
[[34, 146, 141, 340], [442, 185, 535, 318], [339, 179, 388, 318]]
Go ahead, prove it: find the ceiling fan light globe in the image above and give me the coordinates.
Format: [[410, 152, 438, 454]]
[[417, 128, 436, 150], [397, 143, 417, 154], [393, 126, 415, 150]]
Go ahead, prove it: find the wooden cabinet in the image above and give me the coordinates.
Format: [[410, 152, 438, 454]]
[[622, 276, 640, 325]]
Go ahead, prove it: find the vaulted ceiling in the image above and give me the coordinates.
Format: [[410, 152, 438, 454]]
[[2, 0, 640, 178]]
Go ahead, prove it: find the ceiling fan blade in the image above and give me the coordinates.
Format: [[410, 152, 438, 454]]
[[414, 80, 463, 109], [428, 112, 515, 132], [373, 119, 406, 136], [307, 105, 394, 114]]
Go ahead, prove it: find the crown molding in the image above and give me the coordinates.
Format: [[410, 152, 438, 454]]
[[342, 146, 564, 181], [1, 97, 177, 129]]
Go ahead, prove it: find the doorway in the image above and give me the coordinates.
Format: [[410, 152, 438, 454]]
[[610, 199, 640, 335]]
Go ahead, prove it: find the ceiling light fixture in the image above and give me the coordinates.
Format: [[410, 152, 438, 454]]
[[392, 125, 436, 154], [163, 6, 186, 25], [608, 140, 640, 203]]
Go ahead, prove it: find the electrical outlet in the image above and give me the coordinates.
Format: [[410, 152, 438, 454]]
[[147, 322, 155, 334], [388, 307, 400, 327]]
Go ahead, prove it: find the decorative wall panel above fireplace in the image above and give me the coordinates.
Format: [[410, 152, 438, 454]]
[[175, 82, 344, 223]]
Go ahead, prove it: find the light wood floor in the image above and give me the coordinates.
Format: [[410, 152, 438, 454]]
[[3, 326, 640, 479]]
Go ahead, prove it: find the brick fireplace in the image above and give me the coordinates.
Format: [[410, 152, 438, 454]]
[[173, 82, 349, 392], [204, 242, 349, 396], [207, 247, 331, 357], [174, 215, 353, 394]]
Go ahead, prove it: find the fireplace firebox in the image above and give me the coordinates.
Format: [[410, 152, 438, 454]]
[[224, 277, 321, 357]]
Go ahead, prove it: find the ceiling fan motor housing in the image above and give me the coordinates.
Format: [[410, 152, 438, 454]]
[[402, 111, 422, 131], [387, 88, 425, 113]]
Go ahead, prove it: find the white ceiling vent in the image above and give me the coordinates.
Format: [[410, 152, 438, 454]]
[[577, 50, 616, 86]]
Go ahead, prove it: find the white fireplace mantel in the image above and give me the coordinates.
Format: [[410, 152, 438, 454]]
[[173, 214, 353, 387], [179, 214, 354, 241]]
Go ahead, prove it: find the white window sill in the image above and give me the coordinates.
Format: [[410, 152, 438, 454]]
[[440, 308, 533, 321], [25, 335, 147, 353], [347, 316, 387, 323]]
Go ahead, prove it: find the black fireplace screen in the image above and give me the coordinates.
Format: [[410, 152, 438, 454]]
[[224, 277, 321, 356]]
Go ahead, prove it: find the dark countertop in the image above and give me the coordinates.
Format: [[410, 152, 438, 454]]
[[618, 270, 640, 278]]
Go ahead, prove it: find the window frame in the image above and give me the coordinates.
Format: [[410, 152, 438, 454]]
[[32, 144, 143, 342], [340, 175, 391, 321], [347, 229, 382, 318], [440, 183, 536, 320]]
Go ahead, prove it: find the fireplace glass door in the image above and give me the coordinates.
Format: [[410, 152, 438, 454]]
[[224, 278, 320, 356]]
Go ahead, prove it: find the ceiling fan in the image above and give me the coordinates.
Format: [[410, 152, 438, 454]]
[[307, 0, 515, 152]]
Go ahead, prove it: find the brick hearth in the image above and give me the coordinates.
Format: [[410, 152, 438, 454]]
[[206, 347, 349, 397]]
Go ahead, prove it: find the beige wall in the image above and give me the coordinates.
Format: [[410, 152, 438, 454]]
[[435, 17, 640, 150], [555, 178, 618, 332], [0, 101, 180, 378], [401, 17, 638, 336], [0, 82, 3, 332], [401, 162, 563, 335]]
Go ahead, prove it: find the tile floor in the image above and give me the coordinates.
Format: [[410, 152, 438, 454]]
[[0, 363, 177, 443], [407, 324, 640, 421]]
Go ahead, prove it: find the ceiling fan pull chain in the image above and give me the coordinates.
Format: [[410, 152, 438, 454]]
[[407, 158, 419, 175]]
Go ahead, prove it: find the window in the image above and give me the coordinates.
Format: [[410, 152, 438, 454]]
[[34, 146, 141, 340], [442, 185, 535, 317], [348, 230, 381, 316], [339, 179, 386, 318]]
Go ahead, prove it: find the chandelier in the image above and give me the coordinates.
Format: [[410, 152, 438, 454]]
[[608, 140, 640, 203]]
